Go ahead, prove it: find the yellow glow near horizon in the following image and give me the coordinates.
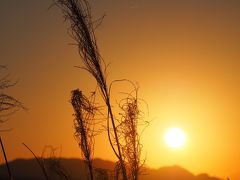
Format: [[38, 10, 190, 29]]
[[164, 128, 186, 148]]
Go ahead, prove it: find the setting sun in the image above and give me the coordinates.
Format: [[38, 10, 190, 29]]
[[164, 128, 186, 148]]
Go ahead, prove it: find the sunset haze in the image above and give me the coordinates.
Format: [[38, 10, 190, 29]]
[[1, 0, 240, 179]]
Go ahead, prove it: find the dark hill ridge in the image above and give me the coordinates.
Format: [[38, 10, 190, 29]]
[[141, 165, 222, 180], [0, 158, 223, 180]]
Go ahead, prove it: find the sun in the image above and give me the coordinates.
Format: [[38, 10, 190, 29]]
[[164, 127, 186, 148]]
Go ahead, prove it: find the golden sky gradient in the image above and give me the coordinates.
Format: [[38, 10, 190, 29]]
[[1, 0, 240, 179]]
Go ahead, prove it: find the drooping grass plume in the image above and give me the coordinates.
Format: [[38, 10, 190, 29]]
[[0, 66, 25, 125], [71, 89, 97, 180], [54, 1, 128, 179], [117, 84, 148, 180]]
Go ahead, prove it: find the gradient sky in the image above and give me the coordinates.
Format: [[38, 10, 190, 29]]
[[1, 0, 240, 179]]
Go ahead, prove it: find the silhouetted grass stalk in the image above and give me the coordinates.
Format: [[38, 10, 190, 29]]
[[22, 143, 49, 180], [54, 0, 128, 179], [0, 66, 25, 180], [71, 89, 95, 180], [0, 137, 13, 180], [42, 146, 70, 180], [118, 84, 146, 180], [0, 66, 25, 124]]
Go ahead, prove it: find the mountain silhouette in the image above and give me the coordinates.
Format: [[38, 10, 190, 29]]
[[0, 158, 223, 180], [140, 165, 222, 180]]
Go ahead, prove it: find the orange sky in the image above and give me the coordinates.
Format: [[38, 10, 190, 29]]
[[1, 0, 240, 179]]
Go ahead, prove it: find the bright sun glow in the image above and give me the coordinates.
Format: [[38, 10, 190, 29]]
[[164, 128, 186, 148]]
